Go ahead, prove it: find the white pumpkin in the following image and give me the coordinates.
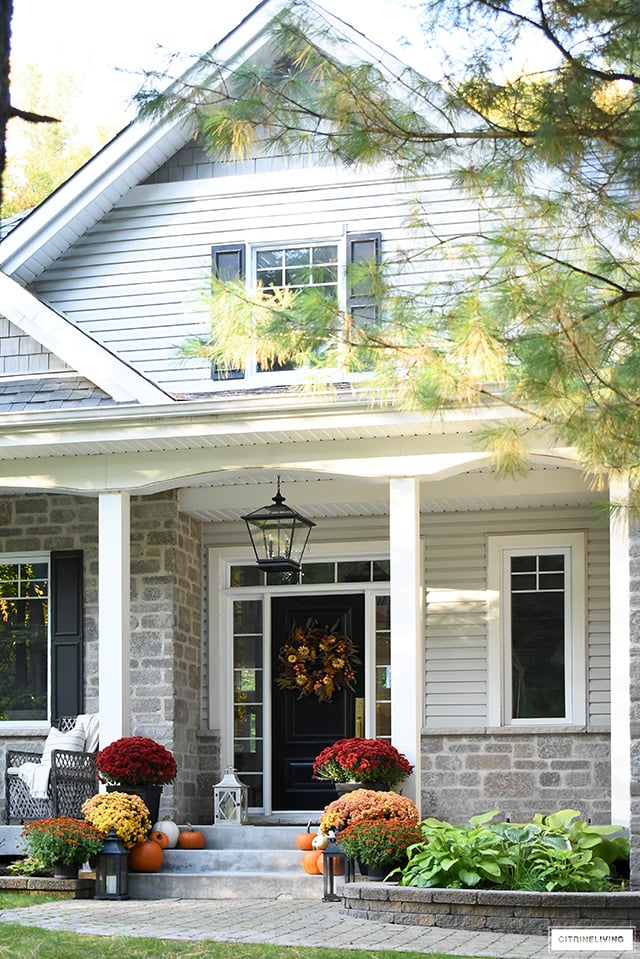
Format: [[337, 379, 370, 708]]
[[312, 832, 330, 851], [152, 819, 180, 848]]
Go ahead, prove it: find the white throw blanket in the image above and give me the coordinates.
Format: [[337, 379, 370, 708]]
[[16, 761, 51, 799]]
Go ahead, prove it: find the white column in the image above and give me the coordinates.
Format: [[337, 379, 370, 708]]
[[98, 491, 131, 747], [609, 476, 631, 828], [389, 477, 423, 805]]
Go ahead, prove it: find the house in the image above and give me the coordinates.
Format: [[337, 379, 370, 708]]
[[0, 0, 634, 877]]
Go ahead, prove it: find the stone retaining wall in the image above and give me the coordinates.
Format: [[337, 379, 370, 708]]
[[0, 875, 93, 898], [341, 885, 640, 936]]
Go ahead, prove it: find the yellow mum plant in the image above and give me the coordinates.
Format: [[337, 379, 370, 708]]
[[82, 791, 151, 848]]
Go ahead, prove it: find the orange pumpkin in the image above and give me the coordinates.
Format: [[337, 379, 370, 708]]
[[178, 825, 205, 849], [129, 838, 164, 872], [295, 821, 318, 851], [317, 850, 344, 875], [150, 830, 169, 849], [301, 850, 321, 874]]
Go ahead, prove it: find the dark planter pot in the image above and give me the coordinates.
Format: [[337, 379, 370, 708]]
[[334, 781, 388, 796], [107, 783, 163, 823], [364, 861, 404, 882], [52, 862, 79, 879]]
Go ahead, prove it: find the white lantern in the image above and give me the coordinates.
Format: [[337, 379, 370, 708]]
[[213, 765, 249, 826]]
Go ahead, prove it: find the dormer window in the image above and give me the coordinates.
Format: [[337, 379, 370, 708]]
[[210, 232, 380, 382]]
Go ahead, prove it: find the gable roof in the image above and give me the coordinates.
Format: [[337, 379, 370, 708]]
[[0, 0, 288, 287], [0, 0, 411, 287], [0, 272, 173, 404]]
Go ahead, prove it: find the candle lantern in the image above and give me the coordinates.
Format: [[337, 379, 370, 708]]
[[322, 833, 348, 902], [242, 477, 315, 574], [94, 828, 129, 900], [213, 765, 249, 825]]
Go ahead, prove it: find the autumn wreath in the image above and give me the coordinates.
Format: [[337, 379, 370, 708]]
[[276, 618, 360, 703]]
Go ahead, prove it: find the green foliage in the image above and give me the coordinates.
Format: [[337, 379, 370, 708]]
[[139, 0, 640, 496], [400, 809, 629, 892], [21, 818, 105, 869]]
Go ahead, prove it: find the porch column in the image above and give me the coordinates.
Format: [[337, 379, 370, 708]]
[[389, 477, 422, 805], [98, 491, 131, 747], [609, 477, 631, 830]]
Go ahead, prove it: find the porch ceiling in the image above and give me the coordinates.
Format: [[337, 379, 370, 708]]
[[178, 464, 601, 520]]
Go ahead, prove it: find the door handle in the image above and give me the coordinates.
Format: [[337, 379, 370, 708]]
[[355, 697, 365, 738]]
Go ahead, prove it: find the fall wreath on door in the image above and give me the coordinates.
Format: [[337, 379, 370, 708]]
[[276, 618, 360, 702]]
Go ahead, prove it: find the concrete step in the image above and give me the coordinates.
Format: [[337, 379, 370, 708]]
[[1, 823, 331, 900], [129, 871, 327, 900], [160, 848, 308, 873]]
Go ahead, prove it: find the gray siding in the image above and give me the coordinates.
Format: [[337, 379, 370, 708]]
[[29, 158, 495, 394], [423, 507, 610, 730]]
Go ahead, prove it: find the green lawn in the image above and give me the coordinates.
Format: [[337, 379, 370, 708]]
[[0, 894, 510, 959], [0, 926, 492, 959]]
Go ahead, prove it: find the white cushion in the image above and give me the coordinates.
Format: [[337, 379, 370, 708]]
[[41, 725, 85, 764], [82, 713, 100, 752]]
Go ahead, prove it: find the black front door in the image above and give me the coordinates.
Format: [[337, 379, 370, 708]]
[[271, 594, 365, 810]]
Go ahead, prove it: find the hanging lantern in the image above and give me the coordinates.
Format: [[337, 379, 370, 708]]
[[213, 765, 249, 826], [242, 477, 315, 574], [322, 833, 349, 902], [94, 828, 129, 900]]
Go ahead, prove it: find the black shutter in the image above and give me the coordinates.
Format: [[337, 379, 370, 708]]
[[347, 232, 381, 322], [211, 242, 246, 282], [50, 550, 83, 721], [211, 242, 246, 380]]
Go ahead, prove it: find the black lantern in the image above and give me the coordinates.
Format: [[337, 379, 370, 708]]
[[322, 833, 348, 902], [94, 828, 129, 900], [242, 477, 315, 574]]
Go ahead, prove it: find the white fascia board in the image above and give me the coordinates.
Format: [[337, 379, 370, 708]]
[[0, 273, 173, 405], [0, 0, 289, 275], [0, 117, 191, 276]]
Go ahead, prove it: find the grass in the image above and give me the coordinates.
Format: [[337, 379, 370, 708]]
[[0, 893, 509, 959], [0, 926, 490, 959]]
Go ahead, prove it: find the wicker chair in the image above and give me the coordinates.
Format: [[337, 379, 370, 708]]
[[4, 716, 99, 823]]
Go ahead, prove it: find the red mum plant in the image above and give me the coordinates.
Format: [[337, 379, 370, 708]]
[[337, 818, 424, 869], [312, 737, 414, 789], [95, 736, 177, 786]]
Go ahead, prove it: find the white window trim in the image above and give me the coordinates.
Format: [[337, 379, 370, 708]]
[[487, 532, 586, 727], [208, 541, 389, 814]]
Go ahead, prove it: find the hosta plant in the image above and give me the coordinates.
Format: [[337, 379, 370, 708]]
[[399, 809, 629, 892]]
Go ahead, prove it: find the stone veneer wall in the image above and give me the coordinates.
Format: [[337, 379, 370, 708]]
[[128, 491, 204, 823], [421, 730, 611, 824], [0, 490, 213, 825]]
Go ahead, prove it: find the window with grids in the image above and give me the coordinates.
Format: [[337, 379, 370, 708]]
[[488, 533, 585, 726], [509, 553, 566, 720], [210, 233, 380, 381]]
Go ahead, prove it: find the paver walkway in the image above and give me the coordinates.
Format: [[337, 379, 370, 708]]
[[0, 898, 638, 959]]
